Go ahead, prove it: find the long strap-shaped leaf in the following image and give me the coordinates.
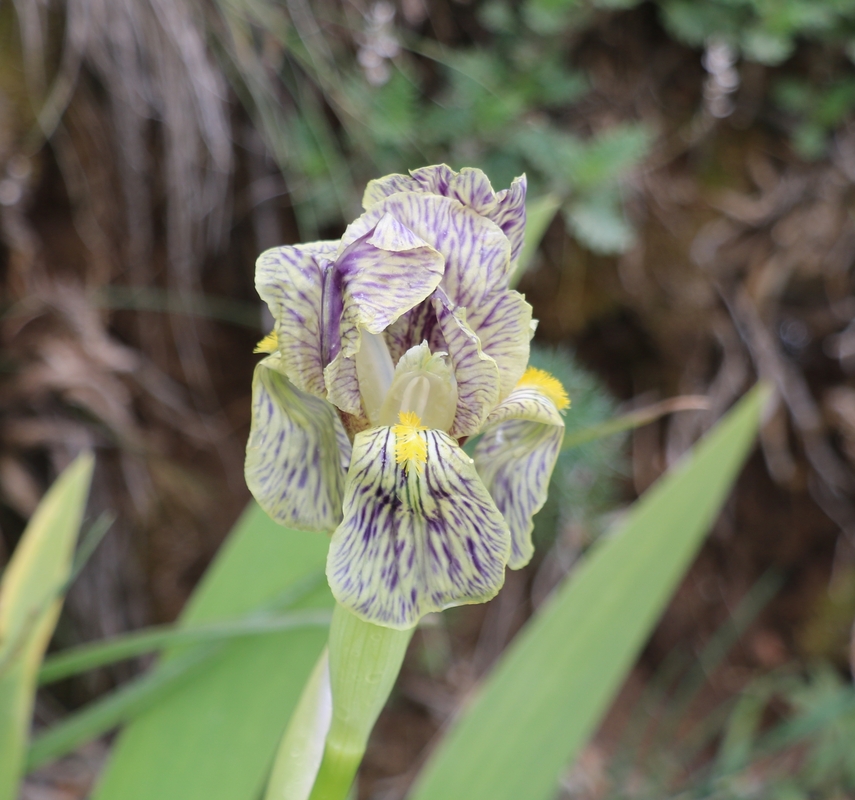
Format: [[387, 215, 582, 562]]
[[0, 454, 94, 800], [409, 384, 768, 800]]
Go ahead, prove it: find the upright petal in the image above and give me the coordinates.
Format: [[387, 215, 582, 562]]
[[327, 426, 511, 629], [246, 359, 351, 533], [342, 193, 511, 312], [466, 289, 535, 402], [255, 241, 338, 397], [362, 165, 527, 267], [492, 174, 527, 266], [323, 214, 445, 417], [473, 384, 566, 569], [432, 292, 500, 438]]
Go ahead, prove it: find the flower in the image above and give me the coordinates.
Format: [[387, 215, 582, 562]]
[[245, 165, 568, 629]]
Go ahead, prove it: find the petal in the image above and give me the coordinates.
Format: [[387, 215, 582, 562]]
[[327, 426, 511, 629], [465, 289, 535, 401], [432, 292, 500, 438], [362, 166, 527, 266], [473, 386, 565, 569], [492, 174, 527, 266], [324, 214, 445, 417], [342, 193, 512, 313], [245, 359, 351, 533], [255, 241, 338, 397]]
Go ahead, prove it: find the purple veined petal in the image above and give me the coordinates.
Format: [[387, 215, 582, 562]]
[[362, 165, 527, 268], [245, 358, 351, 533], [341, 193, 512, 312], [255, 240, 338, 398], [492, 174, 527, 266], [327, 426, 511, 629], [362, 173, 422, 210], [432, 291, 501, 438], [465, 289, 535, 402], [323, 213, 445, 418], [383, 301, 445, 364], [473, 385, 565, 569], [412, 165, 497, 215]]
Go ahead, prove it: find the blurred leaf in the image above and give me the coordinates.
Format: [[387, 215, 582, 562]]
[[408, 384, 768, 800], [0, 454, 93, 800], [564, 193, 635, 254], [91, 502, 332, 800], [511, 192, 562, 287], [568, 123, 650, 191]]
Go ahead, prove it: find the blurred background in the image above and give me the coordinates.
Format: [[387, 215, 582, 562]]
[[4, 0, 855, 797]]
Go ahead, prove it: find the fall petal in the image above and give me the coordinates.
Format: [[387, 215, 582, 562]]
[[327, 426, 511, 629], [474, 386, 565, 568], [246, 359, 351, 533]]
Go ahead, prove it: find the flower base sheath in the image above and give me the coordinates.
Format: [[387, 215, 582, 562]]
[[246, 165, 568, 629]]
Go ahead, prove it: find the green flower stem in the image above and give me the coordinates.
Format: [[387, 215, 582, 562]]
[[308, 604, 412, 800]]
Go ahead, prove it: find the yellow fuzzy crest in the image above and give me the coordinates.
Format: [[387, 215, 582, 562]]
[[516, 366, 570, 412], [393, 411, 428, 473], [254, 331, 278, 354]]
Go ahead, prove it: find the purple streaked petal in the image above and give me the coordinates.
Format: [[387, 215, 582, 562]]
[[492, 174, 527, 265], [255, 240, 338, 397], [327, 426, 511, 629], [466, 289, 534, 402], [362, 165, 527, 267], [245, 359, 351, 533], [342, 193, 511, 312], [432, 292, 500, 438], [474, 386, 565, 568], [324, 213, 445, 417]]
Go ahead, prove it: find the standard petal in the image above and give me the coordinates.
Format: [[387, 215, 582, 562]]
[[341, 193, 512, 312], [362, 166, 527, 267], [492, 174, 527, 266], [327, 426, 511, 629], [245, 359, 351, 533], [466, 289, 535, 402], [323, 214, 445, 417], [432, 292, 500, 438], [255, 241, 338, 397], [473, 386, 565, 569]]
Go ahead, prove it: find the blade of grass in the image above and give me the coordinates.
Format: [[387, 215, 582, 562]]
[[408, 384, 768, 800], [91, 502, 333, 800], [0, 454, 94, 800], [562, 395, 710, 450], [39, 609, 332, 685]]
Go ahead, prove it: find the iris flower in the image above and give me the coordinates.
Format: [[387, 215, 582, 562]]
[[246, 165, 568, 629]]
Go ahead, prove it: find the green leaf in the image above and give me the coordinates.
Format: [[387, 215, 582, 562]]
[[0, 453, 94, 800], [91, 502, 333, 800], [564, 194, 635, 255], [510, 192, 562, 287], [408, 384, 769, 800]]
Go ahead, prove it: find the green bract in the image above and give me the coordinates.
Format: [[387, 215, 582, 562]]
[[245, 165, 568, 629]]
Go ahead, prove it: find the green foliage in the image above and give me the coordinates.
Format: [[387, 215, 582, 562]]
[[659, 0, 855, 65], [0, 454, 93, 800], [408, 384, 767, 800], [773, 76, 855, 159], [89, 503, 332, 800], [210, 0, 649, 255]]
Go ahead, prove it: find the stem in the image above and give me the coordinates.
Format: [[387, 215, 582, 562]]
[[308, 604, 413, 800]]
